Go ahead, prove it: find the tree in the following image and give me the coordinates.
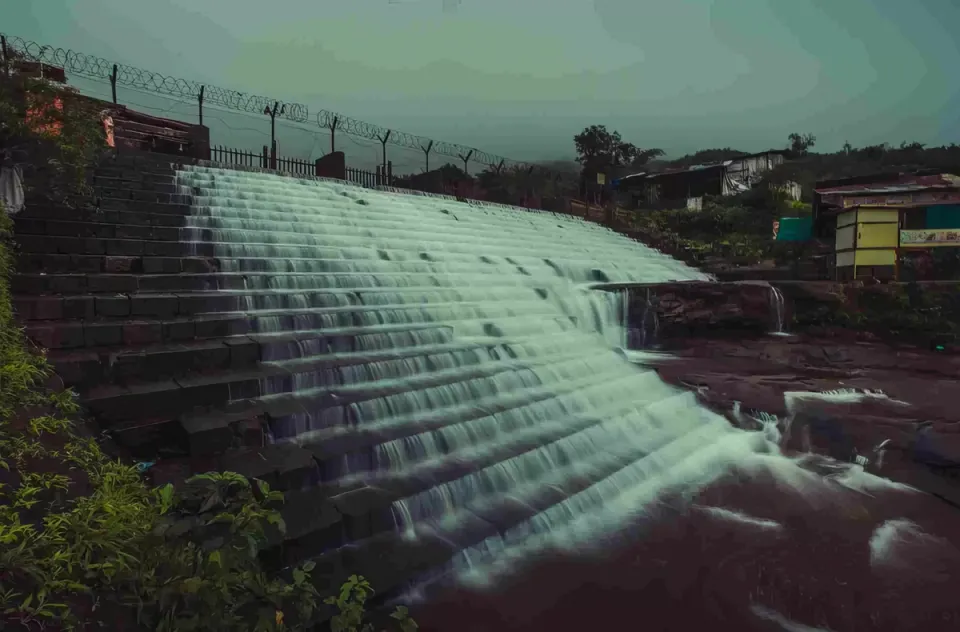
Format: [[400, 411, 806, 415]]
[[0, 51, 105, 205], [787, 132, 817, 156], [573, 125, 663, 171]]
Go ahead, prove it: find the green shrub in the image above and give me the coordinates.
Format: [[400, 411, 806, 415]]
[[0, 59, 419, 632]]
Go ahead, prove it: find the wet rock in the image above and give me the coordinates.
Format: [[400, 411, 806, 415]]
[[618, 281, 783, 343]]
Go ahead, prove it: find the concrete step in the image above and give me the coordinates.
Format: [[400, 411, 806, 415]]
[[48, 335, 262, 387], [97, 197, 191, 215], [16, 233, 194, 257], [291, 416, 718, 604], [11, 272, 218, 295], [81, 346, 596, 426], [13, 290, 553, 326], [14, 217, 183, 242], [23, 313, 250, 349], [22, 314, 457, 350], [92, 187, 189, 205], [98, 148, 186, 168], [94, 166, 179, 182], [92, 175, 178, 194], [149, 386, 653, 577], [49, 330, 512, 388], [160, 347, 614, 460], [17, 204, 187, 227], [298, 370, 639, 481], [91, 169, 178, 185], [148, 443, 319, 493], [16, 253, 218, 275]]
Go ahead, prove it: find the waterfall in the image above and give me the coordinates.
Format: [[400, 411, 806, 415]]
[[174, 165, 781, 583], [769, 285, 787, 335], [638, 288, 660, 349]]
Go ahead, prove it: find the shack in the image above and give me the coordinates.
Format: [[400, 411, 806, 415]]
[[814, 172, 960, 281], [617, 150, 789, 209]]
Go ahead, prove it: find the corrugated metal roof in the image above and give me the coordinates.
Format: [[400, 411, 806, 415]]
[[643, 150, 783, 180], [815, 173, 960, 195]]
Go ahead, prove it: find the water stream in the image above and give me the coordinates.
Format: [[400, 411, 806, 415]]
[[769, 284, 788, 335], [175, 165, 789, 582]]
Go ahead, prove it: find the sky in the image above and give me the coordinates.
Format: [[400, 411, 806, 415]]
[[3, 0, 959, 172]]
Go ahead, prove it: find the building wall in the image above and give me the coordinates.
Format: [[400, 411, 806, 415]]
[[854, 249, 896, 266], [835, 225, 855, 250], [836, 250, 855, 267], [724, 152, 784, 192], [856, 222, 899, 248]]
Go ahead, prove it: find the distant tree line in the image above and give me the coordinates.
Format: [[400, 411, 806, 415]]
[[389, 123, 959, 209]]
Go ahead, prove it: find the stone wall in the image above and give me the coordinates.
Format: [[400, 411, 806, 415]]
[[614, 280, 960, 351], [619, 281, 783, 347]]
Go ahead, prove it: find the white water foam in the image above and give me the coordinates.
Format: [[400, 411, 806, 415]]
[[172, 165, 906, 592], [869, 519, 959, 574], [751, 604, 835, 632], [696, 505, 785, 531], [784, 388, 912, 414]]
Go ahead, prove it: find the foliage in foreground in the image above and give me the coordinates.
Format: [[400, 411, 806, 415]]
[[0, 65, 421, 629], [0, 212, 307, 630], [0, 56, 105, 206], [0, 213, 420, 631]]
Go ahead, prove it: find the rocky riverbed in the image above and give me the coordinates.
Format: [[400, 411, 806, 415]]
[[410, 301, 960, 631]]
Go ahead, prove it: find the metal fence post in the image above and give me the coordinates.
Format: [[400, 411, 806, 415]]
[[420, 140, 433, 173], [110, 64, 118, 103], [377, 130, 391, 171], [0, 36, 8, 78]]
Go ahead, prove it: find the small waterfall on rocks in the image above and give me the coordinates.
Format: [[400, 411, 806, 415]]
[[769, 285, 787, 335], [175, 165, 781, 585]]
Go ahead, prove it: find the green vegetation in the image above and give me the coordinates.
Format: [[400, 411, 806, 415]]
[[766, 138, 960, 201], [572, 124, 664, 171], [0, 209, 315, 630], [598, 132, 960, 267], [623, 189, 813, 266], [787, 281, 960, 346], [0, 53, 104, 206], [0, 61, 420, 632]]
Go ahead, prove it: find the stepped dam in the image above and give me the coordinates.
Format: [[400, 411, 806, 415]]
[[13, 153, 960, 631]]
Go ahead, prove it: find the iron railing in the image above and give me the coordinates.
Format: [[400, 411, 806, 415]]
[[210, 145, 265, 169], [345, 166, 390, 188], [275, 155, 315, 177], [210, 145, 316, 176]]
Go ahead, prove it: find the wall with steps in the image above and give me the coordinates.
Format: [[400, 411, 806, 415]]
[[11, 150, 721, 613], [11, 152, 382, 598]]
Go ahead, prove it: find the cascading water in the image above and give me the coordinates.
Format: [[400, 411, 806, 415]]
[[174, 165, 780, 583], [769, 285, 787, 335], [638, 288, 660, 349]]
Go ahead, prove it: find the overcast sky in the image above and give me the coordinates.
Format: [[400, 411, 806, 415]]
[[4, 0, 959, 171]]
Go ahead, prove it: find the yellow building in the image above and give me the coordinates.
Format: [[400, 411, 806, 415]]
[[815, 173, 960, 281]]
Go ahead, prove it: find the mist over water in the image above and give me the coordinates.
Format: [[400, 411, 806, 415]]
[[174, 166, 959, 629]]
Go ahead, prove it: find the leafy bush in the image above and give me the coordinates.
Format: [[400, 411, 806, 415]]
[[0, 56, 421, 632], [0, 54, 105, 205]]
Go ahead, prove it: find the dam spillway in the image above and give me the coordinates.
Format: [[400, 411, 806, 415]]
[[173, 164, 767, 574], [12, 153, 774, 601], [13, 154, 960, 630]]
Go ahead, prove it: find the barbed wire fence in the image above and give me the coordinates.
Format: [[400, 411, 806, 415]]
[[0, 32, 551, 177]]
